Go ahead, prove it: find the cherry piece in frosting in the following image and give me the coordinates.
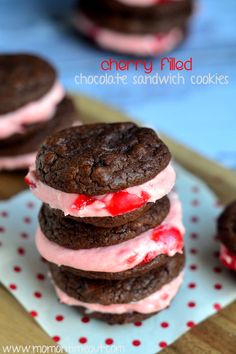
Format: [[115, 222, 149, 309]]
[[71, 195, 96, 210], [106, 191, 150, 216], [24, 177, 36, 189], [152, 225, 183, 248], [139, 251, 158, 266], [220, 245, 236, 271], [71, 190, 150, 216], [139, 226, 183, 266]]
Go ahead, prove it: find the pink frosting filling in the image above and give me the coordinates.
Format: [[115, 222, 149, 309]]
[[220, 244, 236, 272], [26, 163, 176, 218], [0, 81, 64, 139], [54, 271, 184, 314], [0, 152, 37, 171], [116, 0, 181, 6], [35, 193, 184, 273], [74, 13, 183, 56]]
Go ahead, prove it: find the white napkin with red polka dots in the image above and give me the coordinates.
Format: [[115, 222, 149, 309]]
[[0, 164, 235, 354]]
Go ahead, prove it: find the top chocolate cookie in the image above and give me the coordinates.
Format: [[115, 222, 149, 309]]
[[0, 53, 56, 114], [36, 123, 171, 195]]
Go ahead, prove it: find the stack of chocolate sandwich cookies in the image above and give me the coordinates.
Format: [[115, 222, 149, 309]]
[[27, 123, 185, 324], [74, 0, 194, 56], [0, 53, 76, 171]]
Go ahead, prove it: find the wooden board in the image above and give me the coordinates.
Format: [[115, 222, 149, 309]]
[[0, 94, 236, 353]]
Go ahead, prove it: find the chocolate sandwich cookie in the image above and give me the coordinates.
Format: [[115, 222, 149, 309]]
[[77, 0, 193, 35], [50, 252, 184, 305], [39, 196, 170, 249], [0, 53, 56, 114], [50, 253, 184, 324], [0, 97, 75, 157], [36, 123, 171, 194], [73, 0, 193, 56], [27, 123, 175, 226], [218, 201, 236, 254], [35, 193, 183, 279]]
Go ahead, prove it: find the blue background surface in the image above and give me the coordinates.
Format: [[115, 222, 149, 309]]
[[0, 0, 236, 168]]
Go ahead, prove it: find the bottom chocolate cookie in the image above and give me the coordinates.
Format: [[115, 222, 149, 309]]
[[49, 253, 184, 324], [49, 252, 184, 305]]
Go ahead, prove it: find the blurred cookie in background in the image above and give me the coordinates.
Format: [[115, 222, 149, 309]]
[[73, 0, 194, 56], [218, 201, 236, 272], [0, 53, 76, 171]]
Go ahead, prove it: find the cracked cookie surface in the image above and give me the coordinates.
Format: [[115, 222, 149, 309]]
[[36, 122, 171, 194]]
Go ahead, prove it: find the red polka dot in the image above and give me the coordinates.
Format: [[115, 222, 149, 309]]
[[27, 202, 34, 209], [17, 247, 25, 256], [37, 273, 45, 281], [213, 251, 220, 258], [55, 315, 64, 322], [13, 266, 21, 272], [214, 303, 221, 311], [134, 321, 142, 327], [20, 232, 29, 239], [213, 266, 222, 273], [188, 301, 196, 308], [191, 199, 199, 206], [105, 338, 114, 345], [187, 321, 195, 328], [30, 311, 38, 317], [23, 217, 31, 224], [52, 336, 60, 343], [214, 283, 222, 290], [9, 283, 17, 290], [132, 340, 141, 347], [161, 322, 169, 328], [81, 316, 90, 323], [190, 232, 199, 240], [34, 291, 42, 298], [0, 211, 8, 217], [0, 226, 5, 233], [188, 282, 196, 289], [190, 248, 198, 255], [191, 216, 199, 223], [79, 337, 87, 344], [189, 264, 198, 271], [159, 341, 167, 348]]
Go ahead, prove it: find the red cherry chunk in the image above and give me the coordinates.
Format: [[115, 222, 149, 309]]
[[106, 191, 150, 216], [126, 254, 138, 265], [24, 177, 36, 189], [139, 251, 157, 266], [152, 225, 183, 248], [71, 194, 96, 210]]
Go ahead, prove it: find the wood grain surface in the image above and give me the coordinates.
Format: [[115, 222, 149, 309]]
[[0, 94, 235, 353]]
